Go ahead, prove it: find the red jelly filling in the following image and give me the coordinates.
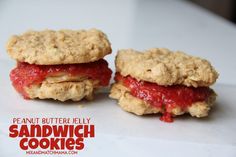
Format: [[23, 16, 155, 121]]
[[10, 59, 112, 98], [115, 73, 212, 122]]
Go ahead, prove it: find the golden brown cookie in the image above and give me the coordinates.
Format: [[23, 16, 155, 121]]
[[25, 79, 99, 101], [6, 29, 111, 65], [110, 83, 216, 117], [116, 48, 218, 87]]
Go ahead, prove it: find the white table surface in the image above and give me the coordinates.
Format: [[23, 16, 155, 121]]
[[0, 0, 236, 157]]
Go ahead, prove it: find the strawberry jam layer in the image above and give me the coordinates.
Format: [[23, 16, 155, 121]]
[[115, 73, 212, 122], [10, 59, 112, 98]]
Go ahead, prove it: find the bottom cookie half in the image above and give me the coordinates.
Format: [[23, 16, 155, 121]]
[[109, 83, 216, 118], [25, 79, 98, 101]]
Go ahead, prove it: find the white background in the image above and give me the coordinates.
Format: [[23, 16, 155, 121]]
[[0, 0, 236, 157]]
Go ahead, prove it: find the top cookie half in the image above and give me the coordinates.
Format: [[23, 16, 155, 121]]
[[116, 48, 218, 87], [6, 29, 112, 65]]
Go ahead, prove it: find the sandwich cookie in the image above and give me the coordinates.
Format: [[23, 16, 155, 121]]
[[7, 29, 112, 101], [110, 48, 218, 122]]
